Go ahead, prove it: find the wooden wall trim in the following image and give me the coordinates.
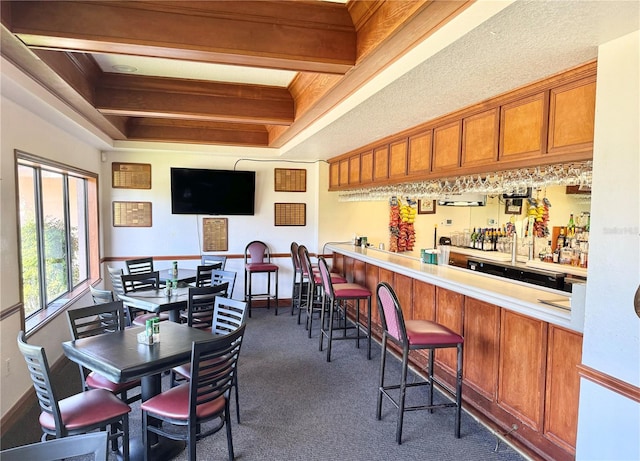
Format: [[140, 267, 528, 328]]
[[577, 364, 640, 404], [0, 302, 23, 321]]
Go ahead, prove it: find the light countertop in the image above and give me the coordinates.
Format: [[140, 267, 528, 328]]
[[327, 243, 585, 333]]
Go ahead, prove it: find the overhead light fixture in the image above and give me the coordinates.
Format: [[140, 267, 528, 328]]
[[112, 64, 138, 73]]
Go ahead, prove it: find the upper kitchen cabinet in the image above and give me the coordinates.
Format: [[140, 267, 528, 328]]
[[329, 161, 340, 189], [462, 108, 500, 168], [339, 158, 349, 186], [408, 130, 432, 176], [360, 150, 374, 184], [432, 120, 462, 173], [499, 92, 547, 162], [547, 76, 596, 155], [389, 139, 408, 178], [373, 145, 390, 181], [349, 154, 361, 185]]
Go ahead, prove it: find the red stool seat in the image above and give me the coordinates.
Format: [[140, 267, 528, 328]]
[[312, 272, 347, 285], [246, 262, 278, 272], [405, 320, 463, 346]]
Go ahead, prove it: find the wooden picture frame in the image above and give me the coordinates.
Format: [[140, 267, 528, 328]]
[[504, 198, 523, 214], [417, 199, 436, 214]]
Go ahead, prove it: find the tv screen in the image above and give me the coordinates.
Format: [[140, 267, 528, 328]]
[[170, 168, 255, 215]]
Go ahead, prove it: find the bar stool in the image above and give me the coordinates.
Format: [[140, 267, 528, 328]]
[[317, 256, 372, 362], [244, 240, 279, 317], [289, 242, 303, 321], [375, 282, 464, 444]]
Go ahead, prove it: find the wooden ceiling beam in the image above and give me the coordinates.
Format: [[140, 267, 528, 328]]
[[95, 74, 294, 125], [7, 0, 356, 74], [125, 118, 269, 147]]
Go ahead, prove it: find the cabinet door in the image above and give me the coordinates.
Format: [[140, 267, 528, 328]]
[[389, 139, 408, 178], [462, 108, 499, 168], [393, 273, 413, 319], [365, 263, 380, 327], [412, 280, 435, 321], [463, 298, 500, 401], [349, 154, 361, 185], [408, 130, 432, 175], [500, 92, 546, 161], [498, 310, 547, 431], [339, 158, 349, 186], [360, 150, 373, 184], [373, 145, 389, 181], [547, 77, 596, 155], [435, 287, 464, 373], [329, 161, 339, 189], [432, 120, 462, 173], [544, 325, 583, 452]]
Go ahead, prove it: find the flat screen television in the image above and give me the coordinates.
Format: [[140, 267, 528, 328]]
[[170, 167, 255, 215]]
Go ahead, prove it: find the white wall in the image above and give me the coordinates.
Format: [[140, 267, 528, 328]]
[[575, 30, 640, 460], [0, 95, 101, 415]]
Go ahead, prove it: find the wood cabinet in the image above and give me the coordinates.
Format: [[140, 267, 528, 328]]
[[462, 108, 499, 168], [329, 161, 339, 188], [498, 309, 547, 431], [544, 325, 583, 453], [547, 77, 596, 155], [373, 145, 389, 181], [463, 298, 500, 401], [348, 155, 360, 185], [448, 251, 468, 268], [408, 130, 432, 176], [389, 139, 408, 178], [339, 158, 349, 186], [435, 287, 464, 373], [360, 150, 373, 184], [499, 92, 546, 161], [412, 279, 435, 321], [432, 120, 461, 173]]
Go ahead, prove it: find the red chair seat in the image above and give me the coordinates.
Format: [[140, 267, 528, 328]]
[[132, 312, 169, 326], [245, 262, 278, 272], [39, 389, 130, 431], [332, 283, 371, 298], [86, 372, 140, 394], [405, 320, 464, 347], [141, 383, 225, 420]]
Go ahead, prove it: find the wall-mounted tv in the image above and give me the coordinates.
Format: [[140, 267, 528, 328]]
[[170, 167, 256, 215]]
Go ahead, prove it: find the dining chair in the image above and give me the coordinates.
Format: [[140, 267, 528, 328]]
[[244, 240, 279, 317], [90, 285, 114, 304], [211, 269, 237, 298], [376, 282, 464, 443], [194, 263, 223, 287], [141, 325, 246, 461], [171, 297, 248, 422], [317, 256, 372, 362], [202, 254, 227, 270], [121, 271, 168, 326], [125, 257, 154, 275], [183, 283, 230, 329], [17, 331, 131, 459], [0, 432, 109, 461], [66, 301, 142, 405]]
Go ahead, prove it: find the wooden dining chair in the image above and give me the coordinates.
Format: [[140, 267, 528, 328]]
[[0, 432, 109, 461], [17, 331, 131, 459], [171, 297, 248, 423], [183, 283, 229, 329], [66, 301, 142, 405], [125, 257, 154, 275], [141, 325, 246, 461], [211, 269, 237, 298], [202, 254, 227, 270], [194, 263, 223, 287]]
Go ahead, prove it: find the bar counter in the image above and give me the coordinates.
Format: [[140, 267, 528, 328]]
[[327, 243, 585, 333]]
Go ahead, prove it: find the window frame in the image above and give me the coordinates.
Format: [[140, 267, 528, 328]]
[[15, 150, 100, 333]]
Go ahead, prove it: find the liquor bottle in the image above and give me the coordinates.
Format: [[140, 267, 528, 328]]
[[556, 227, 566, 250], [470, 228, 477, 248], [567, 213, 575, 238]]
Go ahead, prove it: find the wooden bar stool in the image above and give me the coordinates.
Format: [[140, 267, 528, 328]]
[[375, 282, 464, 444], [244, 240, 279, 317], [317, 256, 372, 362]]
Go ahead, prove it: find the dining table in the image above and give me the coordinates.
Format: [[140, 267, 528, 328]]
[[118, 286, 190, 323], [158, 267, 198, 286], [62, 321, 214, 461]]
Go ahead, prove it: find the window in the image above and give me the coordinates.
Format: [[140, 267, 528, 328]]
[[16, 151, 99, 328]]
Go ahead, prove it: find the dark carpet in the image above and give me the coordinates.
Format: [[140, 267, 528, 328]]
[[3, 307, 527, 461]]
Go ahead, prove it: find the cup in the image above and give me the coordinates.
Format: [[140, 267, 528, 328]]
[[438, 245, 451, 266], [379, 243, 385, 250]]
